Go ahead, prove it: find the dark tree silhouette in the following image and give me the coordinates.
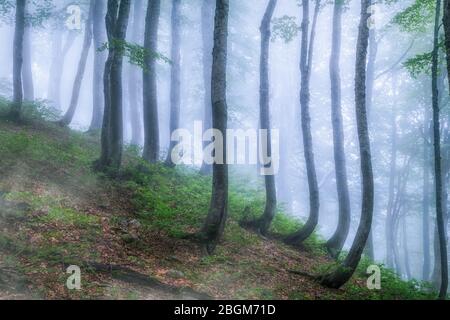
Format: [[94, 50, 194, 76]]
[[10, 0, 26, 122], [326, 0, 351, 259], [165, 0, 182, 167], [431, 0, 448, 299], [97, 0, 131, 172], [320, 0, 374, 289], [60, 1, 94, 126], [285, 0, 321, 245], [444, 0, 450, 92], [200, 0, 230, 255], [143, 0, 161, 163], [90, 0, 107, 131]]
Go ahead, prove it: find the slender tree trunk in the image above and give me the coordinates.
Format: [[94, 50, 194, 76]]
[[127, 0, 144, 144], [97, 0, 131, 172], [286, 0, 321, 246], [431, 0, 448, 299], [321, 0, 373, 289], [10, 0, 26, 122], [143, 0, 161, 163], [60, 1, 94, 126], [402, 216, 411, 279], [22, 26, 34, 101], [251, 0, 278, 236], [47, 31, 77, 109], [200, 0, 215, 175], [90, 0, 107, 132], [423, 103, 432, 281], [165, 0, 182, 167], [326, 0, 351, 259], [200, 0, 230, 255]]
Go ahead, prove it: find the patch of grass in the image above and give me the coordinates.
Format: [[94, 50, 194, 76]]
[[38, 207, 99, 228]]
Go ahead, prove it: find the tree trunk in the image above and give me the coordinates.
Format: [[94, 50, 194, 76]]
[[200, 0, 230, 255], [47, 31, 77, 109], [251, 0, 278, 236], [165, 0, 182, 167], [285, 0, 321, 245], [10, 0, 26, 122], [143, 0, 161, 163], [90, 0, 107, 132], [325, 0, 351, 259], [431, 0, 448, 299], [200, 0, 215, 175], [127, 0, 144, 144], [60, 1, 94, 126], [320, 0, 373, 289], [22, 26, 34, 101], [97, 0, 131, 172]]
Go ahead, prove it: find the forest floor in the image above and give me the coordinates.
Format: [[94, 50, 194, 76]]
[[0, 106, 436, 300]]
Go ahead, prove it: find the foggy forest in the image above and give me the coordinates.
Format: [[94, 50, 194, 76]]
[[0, 0, 449, 302]]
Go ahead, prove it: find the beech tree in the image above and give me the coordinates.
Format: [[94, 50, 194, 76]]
[[199, 0, 230, 255], [97, 0, 131, 172], [320, 0, 374, 289], [60, 1, 94, 126], [325, 0, 351, 259], [285, 0, 321, 246], [165, 0, 182, 167], [10, 0, 25, 122], [143, 0, 161, 163]]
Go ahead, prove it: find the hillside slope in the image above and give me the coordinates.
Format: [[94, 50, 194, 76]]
[[0, 108, 434, 300]]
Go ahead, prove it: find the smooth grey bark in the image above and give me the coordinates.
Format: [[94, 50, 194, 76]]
[[252, 0, 278, 236], [11, 0, 25, 122], [321, 0, 373, 289], [422, 108, 431, 281], [200, 0, 230, 255], [200, 0, 215, 175], [127, 0, 144, 144], [325, 0, 351, 259], [60, 1, 94, 126], [431, 0, 448, 299], [22, 27, 34, 101], [90, 0, 107, 131], [47, 31, 77, 109], [165, 0, 182, 167], [285, 0, 321, 245], [143, 0, 161, 163], [402, 216, 411, 280], [97, 0, 131, 172]]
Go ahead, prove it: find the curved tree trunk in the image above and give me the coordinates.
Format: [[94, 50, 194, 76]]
[[143, 0, 161, 163], [61, 1, 94, 126], [10, 0, 26, 122], [22, 27, 34, 101], [200, 0, 230, 255], [285, 0, 321, 245], [325, 0, 351, 259], [165, 0, 182, 167], [90, 0, 107, 132], [97, 0, 131, 172], [321, 0, 373, 289], [254, 0, 278, 236], [431, 0, 448, 299], [127, 0, 144, 144], [200, 0, 215, 175]]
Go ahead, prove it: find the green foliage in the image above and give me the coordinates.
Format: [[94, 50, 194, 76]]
[[392, 0, 435, 33], [99, 39, 171, 70], [271, 15, 299, 43], [403, 41, 446, 78]]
